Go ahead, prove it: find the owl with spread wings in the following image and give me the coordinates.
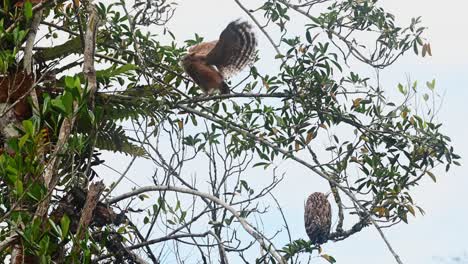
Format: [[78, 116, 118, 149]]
[[181, 20, 257, 95]]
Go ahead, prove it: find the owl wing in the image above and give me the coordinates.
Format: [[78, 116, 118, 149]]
[[188, 40, 218, 56], [206, 20, 257, 79], [304, 193, 332, 244]]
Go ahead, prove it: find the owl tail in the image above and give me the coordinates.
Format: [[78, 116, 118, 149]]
[[220, 82, 231, 94]]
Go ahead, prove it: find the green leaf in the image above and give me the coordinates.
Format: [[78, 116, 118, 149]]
[[321, 254, 336, 263], [60, 214, 71, 240], [26, 183, 44, 202], [62, 92, 74, 115], [138, 194, 149, 200], [90, 120, 148, 157], [42, 94, 51, 115], [39, 236, 50, 255], [96, 64, 137, 81], [306, 30, 312, 43], [18, 134, 29, 148], [51, 97, 66, 113], [15, 179, 23, 196], [73, 78, 83, 99], [48, 219, 62, 238], [275, 54, 285, 59], [163, 73, 176, 84], [413, 41, 419, 55], [426, 79, 436, 90], [180, 211, 187, 222], [65, 76, 75, 89], [422, 93, 429, 101], [88, 109, 95, 124], [22, 119, 35, 136], [74, 76, 81, 89], [24, 1, 33, 20], [397, 83, 407, 95]]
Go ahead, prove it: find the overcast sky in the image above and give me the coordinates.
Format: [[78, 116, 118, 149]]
[[97, 1, 468, 263]]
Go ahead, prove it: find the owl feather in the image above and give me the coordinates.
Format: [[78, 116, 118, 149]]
[[182, 20, 257, 95]]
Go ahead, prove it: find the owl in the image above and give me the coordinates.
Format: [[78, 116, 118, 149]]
[[304, 192, 332, 245], [181, 20, 257, 95]]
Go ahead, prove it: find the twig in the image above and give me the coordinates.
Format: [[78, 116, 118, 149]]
[[269, 193, 292, 246], [234, 0, 285, 63], [0, 235, 17, 251], [178, 92, 289, 104], [208, 230, 230, 264], [94, 232, 212, 263]]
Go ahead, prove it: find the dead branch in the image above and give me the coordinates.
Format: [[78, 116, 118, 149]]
[[71, 181, 105, 255]]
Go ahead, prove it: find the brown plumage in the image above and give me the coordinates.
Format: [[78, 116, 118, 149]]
[[181, 20, 257, 95], [304, 192, 332, 245]]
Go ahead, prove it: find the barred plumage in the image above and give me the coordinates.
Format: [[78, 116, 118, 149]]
[[181, 20, 257, 95], [304, 192, 332, 245]]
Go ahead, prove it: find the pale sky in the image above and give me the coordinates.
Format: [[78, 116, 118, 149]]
[[96, 1, 468, 263]]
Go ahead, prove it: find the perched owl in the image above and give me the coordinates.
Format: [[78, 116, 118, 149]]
[[181, 20, 257, 95], [304, 192, 332, 245]]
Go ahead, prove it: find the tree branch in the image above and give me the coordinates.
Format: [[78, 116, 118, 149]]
[[177, 104, 404, 264], [0, 235, 17, 251], [71, 181, 105, 254], [34, 0, 100, 220], [108, 185, 286, 264]]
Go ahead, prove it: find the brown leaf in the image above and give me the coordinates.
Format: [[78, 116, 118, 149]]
[[426, 171, 436, 182], [295, 141, 301, 152], [401, 111, 408, 119], [305, 132, 314, 144], [406, 205, 416, 216], [262, 78, 270, 90], [373, 207, 387, 217], [422, 44, 427, 57], [353, 98, 362, 108], [321, 254, 336, 263]]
